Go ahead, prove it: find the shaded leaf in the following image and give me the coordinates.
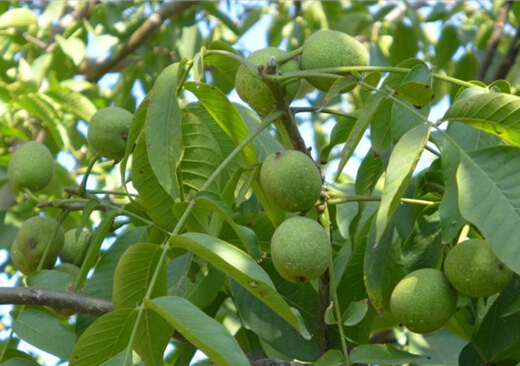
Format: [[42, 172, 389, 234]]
[[145, 296, 249, 366], [70, 309, 137, 366], [335, 92, 386, 180], [342, 300, 369, 326], [375, 123, 430, 242], [13, 308, 75, 360], [113, 243, 167, 308], [133, 308, 174, 366], [350, 344, 424, 364], [184, 82, 257, 165], [146, 62, 183, 198], [457, 146, 520, 274]]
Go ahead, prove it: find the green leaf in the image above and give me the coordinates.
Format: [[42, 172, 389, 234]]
[[457, 146, 520, 274], [70, 309, 137, 366], [26, 269, 75, 292], [389, 23, 419, 66], [394, 63, 434, 107], [76, 210, 118, 290], [230, 277, 319, 361], [184, 82, 258, 165], [83, 227, 148, 300], [145, 296, 250, 366], [313, 349, 345, 366], [342, 300, 369, 326], [349, 344, 424, 364], [112, 243, 167, 308], [364, 221, 404, 312], [169, 233, 304, 333], [146, 62, 183, 198], [132, 133, 176, 230], [402, 204, 442, 272], [12, 308, 75, 359], [335, 92, 386, 180], [443, 92, 520, 146], [320, 115, 357, 162], [194, 191, 264, 260], [435, 24, 460, 69], [375, 123, 430, 242], [55, 35, 86, 67], [133, 308, 174, 366], [121, 93, 149, 189], [180, 110, 223, 194], [0, 8, 37, 29], [0, 359, 40, 366], [99, 351, 131, 366], [473, 276, 520, 360], [47, 87, 96, 122]]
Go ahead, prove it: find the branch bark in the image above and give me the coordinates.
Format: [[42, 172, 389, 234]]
[[0, 287, 112, 316], [493, 20, 520, 80], [478, 1, 513, 81], [82, 1, 200, 82]]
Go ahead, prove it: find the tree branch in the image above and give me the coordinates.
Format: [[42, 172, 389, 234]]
[[478, 0, 513, 81], [493, 19, 520, 80], [0, 287, 112, 316], [82, 1, 200, 82]]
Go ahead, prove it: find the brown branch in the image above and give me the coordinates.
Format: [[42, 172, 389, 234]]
[[317, 271, 331, 354], [493, 20, 520, 80], [478, 1, 513, 81], [0, 287, 112, 316], [83, 1, 200, 82]]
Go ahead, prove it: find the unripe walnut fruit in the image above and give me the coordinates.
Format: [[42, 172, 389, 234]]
[[390, 268, 457, 334], [444, 239, 513, 298], [235, 47, 300, 115], [8, 141, 54, 192], [87, 107, 132, 161], [60, 229, 91, 267], [271, 216, 330, 283], [300, 29, 369, 92], [260, 150, 322, 212], [10, 216, 65, 275]]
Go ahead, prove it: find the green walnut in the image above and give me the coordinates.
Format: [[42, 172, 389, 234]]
[[235, 47, 300, 115], [60, 229, 91, 267], [390, 268, 458, 334], [444, 239, 513, 298], [260, 150, 322, 212], [10, 216, 65, 275], [8, 141, 54, 192], [271, 216, 330, 283], [300, 29, 369, 92], [87, 107, 133, 161]]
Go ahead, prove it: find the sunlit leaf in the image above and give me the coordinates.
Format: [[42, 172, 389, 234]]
[[145, 296, 249, 366], [375, 123, 430, 242], [169, 233, 304, 333], [443, 92, 520, 146]]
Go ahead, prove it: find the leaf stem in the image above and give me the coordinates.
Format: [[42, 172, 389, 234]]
[[78, 155, 99, 197], [36, 210, 70, 272], [327, 194, 435, 206], [317, 206, 350, 365]]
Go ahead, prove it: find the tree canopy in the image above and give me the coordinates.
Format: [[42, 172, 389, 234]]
[[1, 1, 520, 366]]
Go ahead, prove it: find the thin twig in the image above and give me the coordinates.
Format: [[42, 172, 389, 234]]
[[493, 18, 520, 80], [478, 1, 513, 81], [83, 1, 200, 82]]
